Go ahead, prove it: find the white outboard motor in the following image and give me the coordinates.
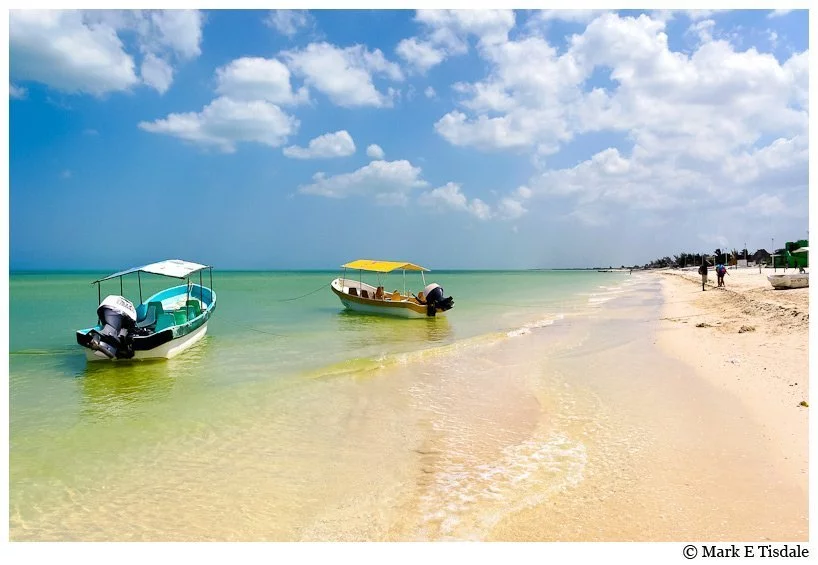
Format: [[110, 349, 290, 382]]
[[422, 283, 454, 317], [88, 295, 137, 359]]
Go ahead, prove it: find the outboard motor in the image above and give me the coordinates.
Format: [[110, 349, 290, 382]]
[[422, 283, 454, 317], [88, 295, 137, 359]]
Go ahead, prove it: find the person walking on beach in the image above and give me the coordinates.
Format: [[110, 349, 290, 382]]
[[698, 261, 708, 291], [716, 264, 728, 287]]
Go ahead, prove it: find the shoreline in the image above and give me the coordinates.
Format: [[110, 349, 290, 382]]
[[491, 271, 808, 541], [9, 271, 809, 541]]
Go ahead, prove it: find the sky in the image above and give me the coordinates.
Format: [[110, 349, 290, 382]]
[[6, 7, 811, 270]]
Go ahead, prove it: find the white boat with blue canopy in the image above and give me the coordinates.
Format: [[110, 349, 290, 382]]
[[76, 259, 217, 361]]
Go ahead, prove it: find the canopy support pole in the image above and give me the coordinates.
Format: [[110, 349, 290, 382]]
[[138, 271, 143, 304]]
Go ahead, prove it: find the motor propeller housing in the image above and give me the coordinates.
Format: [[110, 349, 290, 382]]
[[422, 283, 454, 316]]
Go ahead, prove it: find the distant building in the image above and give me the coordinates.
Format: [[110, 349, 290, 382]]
[[752, 249, 771, 264]]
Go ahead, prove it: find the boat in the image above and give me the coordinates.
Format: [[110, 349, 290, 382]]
[[767, 273, 809, 290], [76, 259, 217, 361], [330, 259, 454, 318]]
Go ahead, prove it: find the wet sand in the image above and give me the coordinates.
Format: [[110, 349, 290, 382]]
[[490, 272, 808, 541]]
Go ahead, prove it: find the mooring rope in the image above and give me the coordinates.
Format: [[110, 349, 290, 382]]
[[275, 282, 330, 302]]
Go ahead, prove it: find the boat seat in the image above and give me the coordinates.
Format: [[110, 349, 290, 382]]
[[348, 287, 358, 296], [154, 313, 176, 332], [136, 301, 164, 329], [390, 290, 401, 302], [360, 289, 369, 299], [374, 286, 384, 299], [417, 291, 425, 304], [186, 300, 202, 318], [173, 310, 188, 325]]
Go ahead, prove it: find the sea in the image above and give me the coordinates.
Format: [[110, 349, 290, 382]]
[[9, 269, 646, 541]]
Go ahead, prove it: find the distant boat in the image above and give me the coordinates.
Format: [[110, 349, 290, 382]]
[[767, 273, 809, 290], [330, 259, 454, 318], [76, 259, 217, 361]]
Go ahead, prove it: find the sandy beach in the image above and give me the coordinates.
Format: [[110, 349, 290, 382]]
[[490, 268, 808, 541], [658, 267, 809, 495]]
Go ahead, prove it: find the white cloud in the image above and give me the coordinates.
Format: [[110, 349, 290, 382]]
[[265, 10, 313, 37], [9, 9, 204, 96], [140, 53, 174, 94], [215, 57, 308, 105], [531, 10, 608, 24], [419, 182, 493, 220], [496, 197, 527, 219], [10, 10, 139, 95], [651, 10, 730, 23], [282, 42, 403, 107], [745, 194, 789, 217], [394, 9, 516, 73], [144, 9, 203, 60], [424, 86, 436, 98], [10, 83, 27, 99], [415, 9, 516, 49], [298, 160, 427, 205], [366, 144, 385, 159], [767, 10, 792, 19], [432, 12, 807, 226], [283, 130, 356, 159], [138, 96, 299, 153], [396, 37, 447, 73]]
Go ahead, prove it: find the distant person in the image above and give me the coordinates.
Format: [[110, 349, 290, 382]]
[[629, 268, 633, 275], [698, 262, 708, 291], [718, 264, 729, 287]]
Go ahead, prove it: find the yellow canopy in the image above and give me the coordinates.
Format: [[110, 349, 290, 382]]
[[341, 259, 429, 273]]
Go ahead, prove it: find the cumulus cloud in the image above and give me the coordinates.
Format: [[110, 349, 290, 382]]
[[531, 10, 608, 24], [265, 10, 313, 37], [138, 96, 299, 153], [9, 9, 204, 95], [140, 53, 174, 94], [10, 83, 28, 99], [396, 37, 447, 73], [283, 130, 356, 159], [215, 57, 308, 105], [419, 182, 492, 220], [429, 12, 807, 225], [424, 86, 436, 98], [10, 10, 139, 95], [767, 9, 793, 18], [395, 9, 516, 72], [366, 144, 385, 159], [298, 160, 427, 205], [282, 42, 403, 107]]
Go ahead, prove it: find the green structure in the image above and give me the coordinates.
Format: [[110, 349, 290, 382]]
[[773, 239, 808, 269]]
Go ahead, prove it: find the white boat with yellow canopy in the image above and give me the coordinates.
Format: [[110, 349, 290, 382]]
[[330, 259, 454, 318]]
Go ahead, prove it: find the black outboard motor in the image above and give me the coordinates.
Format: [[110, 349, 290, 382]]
[[88, 295, 137, 359], [422, 283, 454, 317]]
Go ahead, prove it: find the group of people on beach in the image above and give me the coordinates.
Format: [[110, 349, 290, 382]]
[[698, 263, 729, 290]]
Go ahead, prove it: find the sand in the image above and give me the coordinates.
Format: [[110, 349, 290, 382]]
[[490, 268, 808, 541], [658, 267, 808, 492]]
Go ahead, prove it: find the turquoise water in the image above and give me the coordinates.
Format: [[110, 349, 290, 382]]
[[9, 269, 636, 540]]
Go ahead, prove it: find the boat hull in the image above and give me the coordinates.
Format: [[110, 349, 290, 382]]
[[330, 278, 443, 319], [77, 283, 216, 361], [767, 274, 809, 289], [83, 322, 209, 361]]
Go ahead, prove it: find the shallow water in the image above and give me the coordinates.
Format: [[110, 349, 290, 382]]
[[10, 269, 644, 540]]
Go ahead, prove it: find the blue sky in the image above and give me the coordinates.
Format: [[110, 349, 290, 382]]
[[8, 8, 810, 270]]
